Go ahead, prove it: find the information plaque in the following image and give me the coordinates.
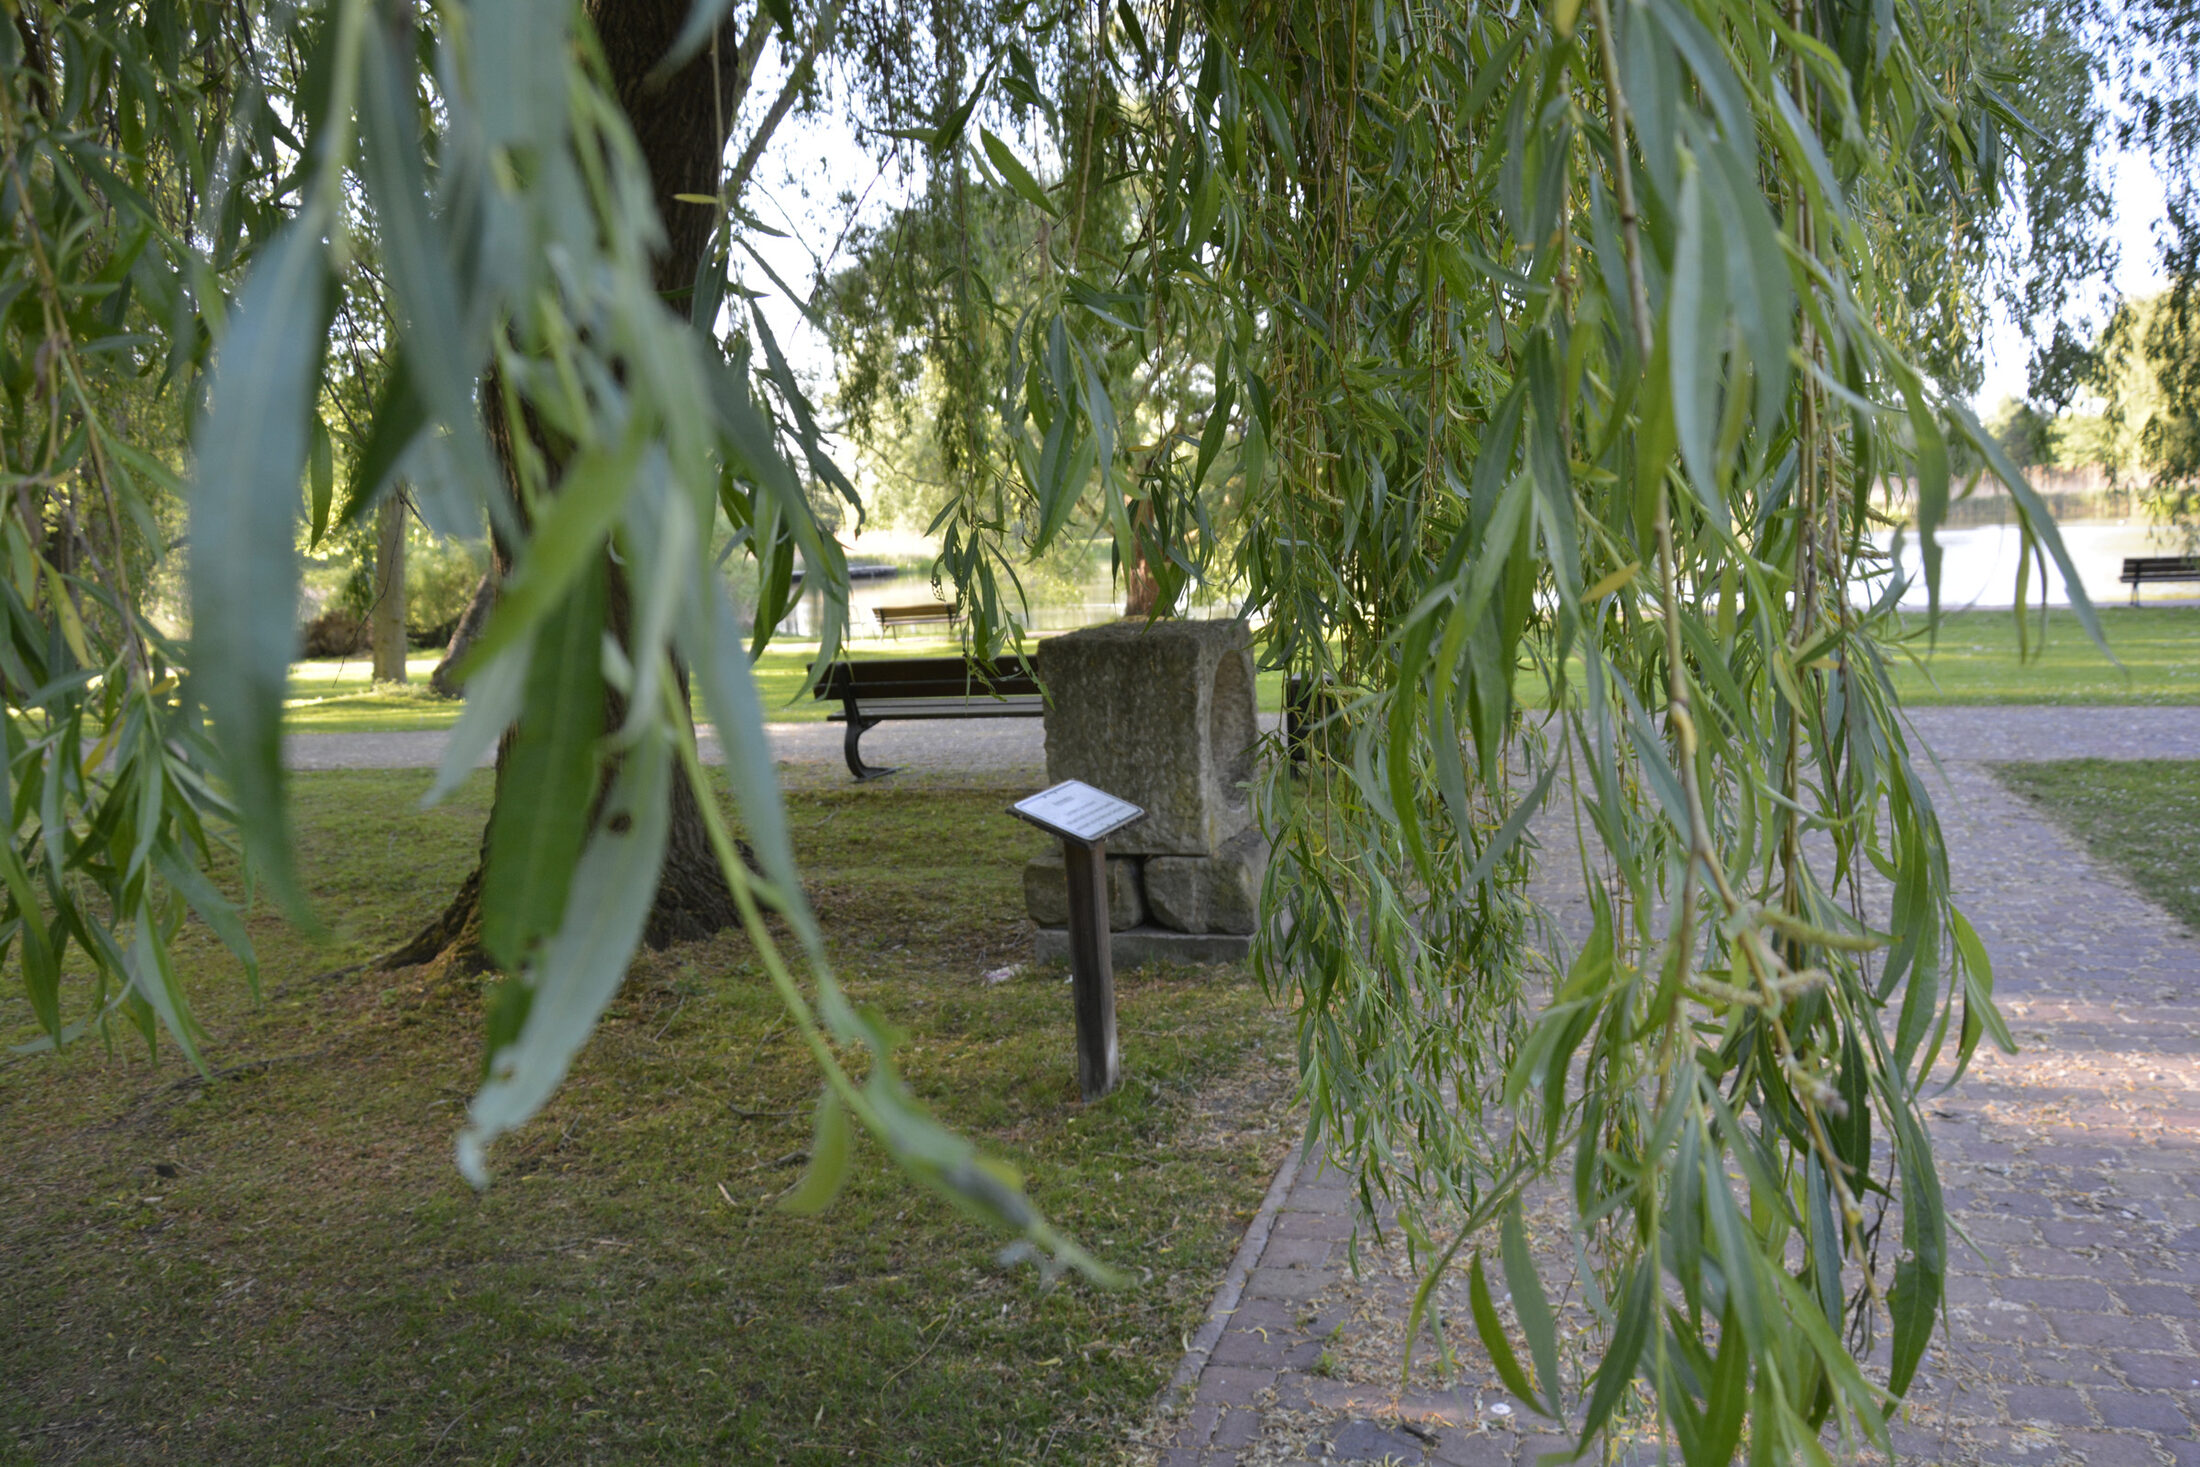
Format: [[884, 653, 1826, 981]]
[[1010, 780, 1145, 847], [1007, 779, 1142, 1101]]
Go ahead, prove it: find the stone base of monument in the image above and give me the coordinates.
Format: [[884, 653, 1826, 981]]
[[1034, 923, 1253, 968], [1023, 849, 1146, 930], [1024, 618, 1269, 968]]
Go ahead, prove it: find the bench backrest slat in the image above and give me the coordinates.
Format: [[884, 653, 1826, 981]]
[[2121, 556, 2200, 576], [811, 656, 1041, 701]]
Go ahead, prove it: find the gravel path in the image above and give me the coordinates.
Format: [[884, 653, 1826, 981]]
[[280, 706, 2198, 775], [1154, 708, 2200, 1467], [281, 718, 1054, 774]]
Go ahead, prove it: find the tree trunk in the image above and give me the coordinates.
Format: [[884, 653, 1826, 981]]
[[430, 570, 495, 697], [371, 494, 408, 683], [1123, 502, 1159, 618], [1122, 550, 1159, 618], [387, 0, 755, 973]]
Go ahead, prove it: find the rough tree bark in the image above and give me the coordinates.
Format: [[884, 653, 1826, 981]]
[[388, 0, 757, 971], [429, 569, 495, 697], [1122, 501, 1159, 618]]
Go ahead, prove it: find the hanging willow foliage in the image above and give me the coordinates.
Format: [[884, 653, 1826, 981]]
[[928, 0, 2106, 1456], [5, 0, 2113, 1459]]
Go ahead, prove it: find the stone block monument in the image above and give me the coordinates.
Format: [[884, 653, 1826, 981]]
[[1025, 618, 1267, 964]]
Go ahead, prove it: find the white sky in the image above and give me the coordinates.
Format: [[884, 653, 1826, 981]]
[[1973, 142, 2172, 412], [725, 64, 2177, 434]]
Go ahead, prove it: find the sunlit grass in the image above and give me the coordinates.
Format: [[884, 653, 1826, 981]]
[[1883, 606, 2200, 705], [284, 654, 463, 733], [1993, 759, 2200, 935]]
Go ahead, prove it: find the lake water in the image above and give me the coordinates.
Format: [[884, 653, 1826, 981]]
[[776, 560, 1131, 641], [1879, 521, 2194, 609], [766, 515, 2194, 640]]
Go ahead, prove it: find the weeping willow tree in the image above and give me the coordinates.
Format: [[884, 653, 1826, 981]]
[[5, 0, 2110, 1460], [831, 0, 2105, 1455]]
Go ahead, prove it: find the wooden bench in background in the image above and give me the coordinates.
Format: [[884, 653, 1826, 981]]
[[873, 602, 959, 635], [809, 656, 1043, 779], [2119, 556, 2200, 604]]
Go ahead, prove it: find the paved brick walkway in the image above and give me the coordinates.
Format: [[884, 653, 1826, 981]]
[[1150, 709, 2200, 1467]]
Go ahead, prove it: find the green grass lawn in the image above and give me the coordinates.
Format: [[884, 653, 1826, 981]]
[[0, 773, 1291, 1465], [1883, 606, 2200, 705], [1991, 759, 2200, 935], [287, 637, 1293, 733], [284, 653, 466, 732]]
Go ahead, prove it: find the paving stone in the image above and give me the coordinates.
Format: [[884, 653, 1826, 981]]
[[2008, 1244, 2137, 1280], [2039, 1219, 2133, 1249], [2001, 1385, 2093, 1427], [2001, 1277, 2117, 1311], [1261, 1235, 1337, 1269], [1953, 1304, 2048, 1342], [1960, 1213, 2047, 1244], [2048, 1431, 2176, 1467], [1168, 1403, 1223, 1449], [1226, 1297, 1303, 1331], [1327, 1419, 1429, 1463], [2090, 1392, 2194, 1433], [1243, 1266, 1326, 1301], [1198, 1366, 1277, 1407], [1213, 1405, 1263, 1449], [1271, 1210, 1355, 1242], [2113, 1353, 2200, 1391], [2048, 1313, 2180, 1350], [1427, 1431, 1516, 1467], [1209, 1330, 1279, 1367], [2019, 1343, 2122, 1384], [2115, 1282, 2200, 1318]]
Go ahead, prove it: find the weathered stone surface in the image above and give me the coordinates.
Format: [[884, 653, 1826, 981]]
[[1022, 849, 1145, 930], [1036, 619, 1259, 857], [1034, 923, 1251, 967], [1146, 827, 1268, 934]]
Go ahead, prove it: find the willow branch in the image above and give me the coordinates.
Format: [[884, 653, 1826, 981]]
[[1590, 0, 1653, 362], [724, 0, 844, 210]]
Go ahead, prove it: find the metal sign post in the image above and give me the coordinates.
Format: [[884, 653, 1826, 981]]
[[1010, 780, 1145, 1102]]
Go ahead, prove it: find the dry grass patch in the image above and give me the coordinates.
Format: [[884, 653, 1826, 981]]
[[1, 772, 1293, 1466]]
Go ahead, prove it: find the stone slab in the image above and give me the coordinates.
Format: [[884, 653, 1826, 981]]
[[1023, 849, 1145, 930], [1036, 618, 1259, 856], [1147, 827, 1268, 934], [1034, 923, 1251, 967]]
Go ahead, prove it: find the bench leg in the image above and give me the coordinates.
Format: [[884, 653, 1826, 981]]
[[843, 713, 894, 781]]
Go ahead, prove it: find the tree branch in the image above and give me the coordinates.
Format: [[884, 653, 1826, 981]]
[[724, 0, 845, 209]]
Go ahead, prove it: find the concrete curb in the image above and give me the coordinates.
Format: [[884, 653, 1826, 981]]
[[1163, 1125, 1308, 1403]]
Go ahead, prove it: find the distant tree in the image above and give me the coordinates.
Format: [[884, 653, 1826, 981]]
[[2100, 288, 2200, 529], [1988, 397, 2060, 470]]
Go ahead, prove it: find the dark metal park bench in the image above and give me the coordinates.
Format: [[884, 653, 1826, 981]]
[[2119, 556, 2200, 605], [809, 656, 1043, 780]]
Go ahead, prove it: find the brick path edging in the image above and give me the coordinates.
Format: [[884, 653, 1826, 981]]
[[1165, 1132, 1310, 1404]]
